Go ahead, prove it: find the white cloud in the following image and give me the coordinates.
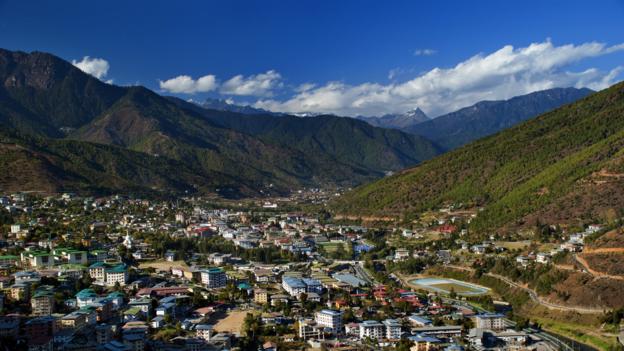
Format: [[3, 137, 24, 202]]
[[72, 56, 110, 80], [295, 82, 316, 93], [159, 74, 217, 94], [254, 40, 624, 117], [413, 48, 437, 56], [220, 70, 282, 96]]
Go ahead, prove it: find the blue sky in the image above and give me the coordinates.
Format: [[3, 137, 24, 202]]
[[1, 0, 623, 116]]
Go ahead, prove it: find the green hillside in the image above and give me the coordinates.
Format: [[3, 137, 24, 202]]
[[332, 81, 624, 232], [0, 48, 442, 196]]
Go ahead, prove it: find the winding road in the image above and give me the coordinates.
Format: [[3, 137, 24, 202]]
[[445, 265, 607, 314]]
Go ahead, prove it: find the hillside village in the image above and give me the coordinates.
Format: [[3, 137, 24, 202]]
[[0, 192, 620, 351]]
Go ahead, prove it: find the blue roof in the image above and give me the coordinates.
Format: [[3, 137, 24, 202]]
[[302, 278, 321, 286], [76, 288, 97, 298], [476, 313, 504, 318], [319, 309, 342, 316], [333, 273, 367, 287], [409, 315, 432, 324], [282, 276, 306, 288], [409, 334, 441, 343]]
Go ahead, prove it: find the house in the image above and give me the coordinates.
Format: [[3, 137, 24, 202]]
[[262, 341, 277, 351], [164, 251, 176, 262], [150, 316, 165, 329], [536, 252, 551, 264], [394, 248, 410, 261], [515, 256, 530, 267]]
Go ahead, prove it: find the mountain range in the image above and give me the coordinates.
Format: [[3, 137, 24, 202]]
[[332, 81, 624, 233], [355, 108, 430, 130], [200, 88, 593, 153], [405, 87, 594, 149], [0, 49, 441, 197]]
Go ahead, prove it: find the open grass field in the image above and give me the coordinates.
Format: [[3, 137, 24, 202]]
[[318, 241, 352, 253], [410, 277, 490, 296]]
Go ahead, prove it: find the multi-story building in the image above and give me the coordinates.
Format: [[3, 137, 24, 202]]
[[315, 309, 343, 335], [298, 318, 323, 340], [195, 324, 214, 341], [282, 276, 307, 296], [359, 320, 385, 340], [254, 289, 268, 304], [9, 282, 30, 301], [0, 254, 19, 267], [31, 288, 54, 316], [383, 319, 402, 340], [76, 288, 98, 308], [474, 313, 505, 330], [25, 316, 55, 351], [201, 268, 227, 289], [21, 251, 54, 269], [282, 276, 323, 297], [88, 262, 107, 283], [89, 262, 128, 286], [105, 264, 129, 287], [302, 278, 323, 294]]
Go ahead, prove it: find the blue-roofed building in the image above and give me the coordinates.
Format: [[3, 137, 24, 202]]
[[302, 278, 322, 294], [282, 276, 307, 296], [333, 273, 367, 288], [408, 315, 433, 327], [76, 289, 97, 308], [409, 334, 442, 349]]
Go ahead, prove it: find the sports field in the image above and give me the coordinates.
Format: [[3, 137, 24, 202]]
[[409, 277, 490, 296]]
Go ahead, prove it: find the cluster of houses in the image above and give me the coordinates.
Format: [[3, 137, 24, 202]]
[[0, 192, 587, 350]]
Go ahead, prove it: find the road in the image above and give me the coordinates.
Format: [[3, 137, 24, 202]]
[[446, 265, 606, 314], [573, 253, 624, 281], [441, 296, 580, 351]]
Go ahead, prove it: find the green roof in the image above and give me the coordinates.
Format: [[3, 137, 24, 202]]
[[106, 264, 127, 273], [0, 255, 19, 260]]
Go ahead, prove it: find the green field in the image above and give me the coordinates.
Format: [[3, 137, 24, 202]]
[[410, 277, 490, 296]]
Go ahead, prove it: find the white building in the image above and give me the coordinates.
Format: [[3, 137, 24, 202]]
[[298, 318, 323, 340], [195, 324, 214, 341], [474, 313, 505, 331], [315, 309, 343, 335], [536, 252, 551, 264], [359, 320, 385, 340], [201, 268, 227, 289], [383, 319, 402, 340], [282, 276, 307, 297]]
